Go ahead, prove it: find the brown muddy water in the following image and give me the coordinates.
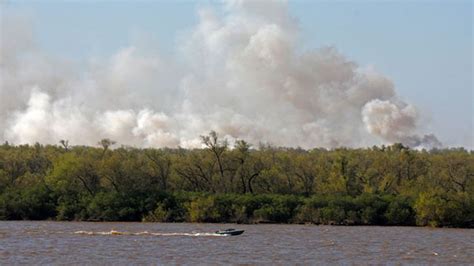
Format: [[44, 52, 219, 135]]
[[0, 221, 473, 264]]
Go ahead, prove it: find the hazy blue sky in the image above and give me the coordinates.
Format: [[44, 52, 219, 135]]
[[2, 0, 473, 148]]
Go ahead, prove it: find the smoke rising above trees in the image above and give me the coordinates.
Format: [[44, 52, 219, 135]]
[[0, 1, 441, 149]]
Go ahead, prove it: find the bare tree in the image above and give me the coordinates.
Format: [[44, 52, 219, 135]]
[[201, 131, 228, 189], [98, 138, 116, 157], [59, 139, 70, 151]]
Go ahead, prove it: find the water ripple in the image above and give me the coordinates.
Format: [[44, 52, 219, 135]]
[[0, 222, 473, 264]]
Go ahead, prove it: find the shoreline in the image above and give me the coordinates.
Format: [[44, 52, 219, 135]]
[[1, 220, 471, 229]]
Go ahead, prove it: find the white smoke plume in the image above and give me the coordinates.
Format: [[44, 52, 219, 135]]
[[0, 1, 441, 149], [361, 99, 441, 149]]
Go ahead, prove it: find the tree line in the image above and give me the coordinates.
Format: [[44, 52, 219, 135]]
[[0, 131, 472, 227]]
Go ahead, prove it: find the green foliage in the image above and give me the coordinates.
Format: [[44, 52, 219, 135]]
[[251, 195, 302, 223], [414, 189, 473, 227], [0, 141, 472, 227], [0, 185, 56, 220], [143, 203, 170, 222], [188, 195, 220, 222], [384, 196, 415, 225], [56, 193, 90, 221]]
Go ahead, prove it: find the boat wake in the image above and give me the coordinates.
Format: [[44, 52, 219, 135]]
[[74, 230, 225, 237]]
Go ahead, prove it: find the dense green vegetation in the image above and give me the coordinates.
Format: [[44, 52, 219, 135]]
[[0, 132, 473, 227]]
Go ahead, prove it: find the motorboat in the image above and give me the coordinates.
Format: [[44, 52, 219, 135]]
[[215, 228, 245, 236]]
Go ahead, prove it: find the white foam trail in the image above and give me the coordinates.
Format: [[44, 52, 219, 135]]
[[73, 230, 224, 237]]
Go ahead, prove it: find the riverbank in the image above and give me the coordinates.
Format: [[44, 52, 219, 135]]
[[1, 191, 472, 228]]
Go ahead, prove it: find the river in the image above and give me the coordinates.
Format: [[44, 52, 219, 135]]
[[0, 221, 472, 264]]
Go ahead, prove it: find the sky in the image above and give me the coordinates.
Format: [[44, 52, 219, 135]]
[[0, 0, 472, 149]]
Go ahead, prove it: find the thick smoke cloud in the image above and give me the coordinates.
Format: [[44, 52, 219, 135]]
[[361, 99, 441, 149], [0, 1, 441, 149]]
